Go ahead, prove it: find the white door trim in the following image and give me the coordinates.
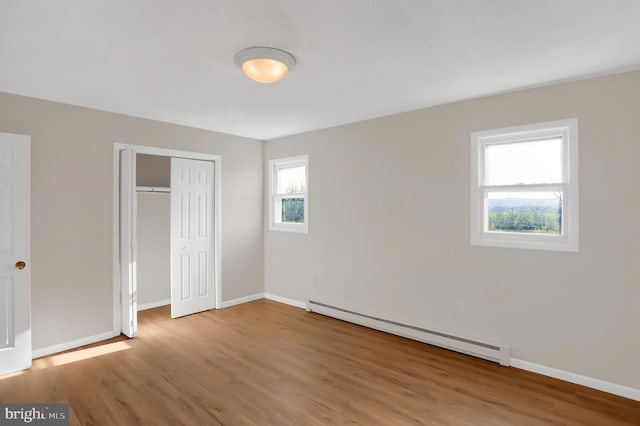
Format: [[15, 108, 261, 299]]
[[112, 143, 222, 335]]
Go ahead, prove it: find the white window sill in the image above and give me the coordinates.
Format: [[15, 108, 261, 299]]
[[270, 223, 308, 234], [471, 233, 578, 252]]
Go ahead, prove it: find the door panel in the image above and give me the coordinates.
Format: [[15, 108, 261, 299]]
[[0, 132, 31, 376], [170, 158, 214, 318], [119, 150, 137, 337], [0, 185, 11, 253], [0, 278, 13, 349]]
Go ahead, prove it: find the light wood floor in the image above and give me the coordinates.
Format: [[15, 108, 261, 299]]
[[1, 300, 638, 425]]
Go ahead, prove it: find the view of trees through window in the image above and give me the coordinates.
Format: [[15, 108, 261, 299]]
[[487, 193, 562, 234], [281, 198, 304, 223], [280, 179, 305, 223]]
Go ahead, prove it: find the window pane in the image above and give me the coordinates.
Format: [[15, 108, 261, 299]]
[[485, 138, 562, 185], [277, 166, 306, 193], [281, 198, 304, 223], [487, 191, 562, 235]]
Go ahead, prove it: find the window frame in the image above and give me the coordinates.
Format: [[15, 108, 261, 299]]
[[269, 155, 309, 233], [470, 119, 579, 252]]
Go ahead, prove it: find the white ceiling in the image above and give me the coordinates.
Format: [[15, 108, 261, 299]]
[[1, 1, 639, 140]]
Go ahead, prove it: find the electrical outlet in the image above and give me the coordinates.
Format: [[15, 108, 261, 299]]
[[456, 299, 466, 312]]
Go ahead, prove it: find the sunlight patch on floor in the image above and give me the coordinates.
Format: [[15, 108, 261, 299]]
[[0, 370, 25, 380], [49, 341, 131, 366], [33, 341, 132, 369]]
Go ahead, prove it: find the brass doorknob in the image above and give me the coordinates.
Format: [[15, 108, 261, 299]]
[[15, 261, 26, 270]]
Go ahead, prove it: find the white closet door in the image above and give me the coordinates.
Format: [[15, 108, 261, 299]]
[[0, 132, 31, 375], [119, 149, 137, 337], [170, 158, 215, 318]]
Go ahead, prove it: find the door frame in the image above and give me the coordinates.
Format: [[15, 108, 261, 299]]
[[112, 143, 222, 335]]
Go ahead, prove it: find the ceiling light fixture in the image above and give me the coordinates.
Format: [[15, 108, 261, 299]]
[[234, 47, 296, 83]]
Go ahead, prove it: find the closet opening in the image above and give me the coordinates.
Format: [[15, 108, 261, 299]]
[[113, 144, 222, 338]]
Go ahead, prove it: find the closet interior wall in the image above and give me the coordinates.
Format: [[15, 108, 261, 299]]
[[136, 154, 171, 310]]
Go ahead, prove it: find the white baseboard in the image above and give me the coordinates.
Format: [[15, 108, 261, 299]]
[[32, 330, 118, 359], [511, 358, 640, 401], [222, 293, 265, 308], [137, 299, 171, 311], [264, 293, 307, 309]]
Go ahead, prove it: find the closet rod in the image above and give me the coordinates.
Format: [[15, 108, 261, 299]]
[[136, 186, 171, 193]]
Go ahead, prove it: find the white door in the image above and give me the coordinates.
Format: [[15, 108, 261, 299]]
[[0, 132, 31, 376], [119, 150, 137, 337], [170, 158, 214, 318]]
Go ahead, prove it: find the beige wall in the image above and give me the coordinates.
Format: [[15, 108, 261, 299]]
[[136, 192, 170, 307], [136, 153, 170, 187], [0, 92, 264, 350], [264, 71, 640, 389]]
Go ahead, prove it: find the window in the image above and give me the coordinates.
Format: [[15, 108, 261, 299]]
[[269, 155, 309, 233], [470, 119, 578, 251]]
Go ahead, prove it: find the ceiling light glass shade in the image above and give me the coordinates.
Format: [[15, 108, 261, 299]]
[[234, 47, 296, 83], [242, 58, 288, 83]]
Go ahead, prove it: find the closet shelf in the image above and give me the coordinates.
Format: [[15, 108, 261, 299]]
[[136, 186, 170, 193]]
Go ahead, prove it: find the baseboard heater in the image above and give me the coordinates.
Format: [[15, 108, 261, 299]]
[[307, 300, 510, 366]]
